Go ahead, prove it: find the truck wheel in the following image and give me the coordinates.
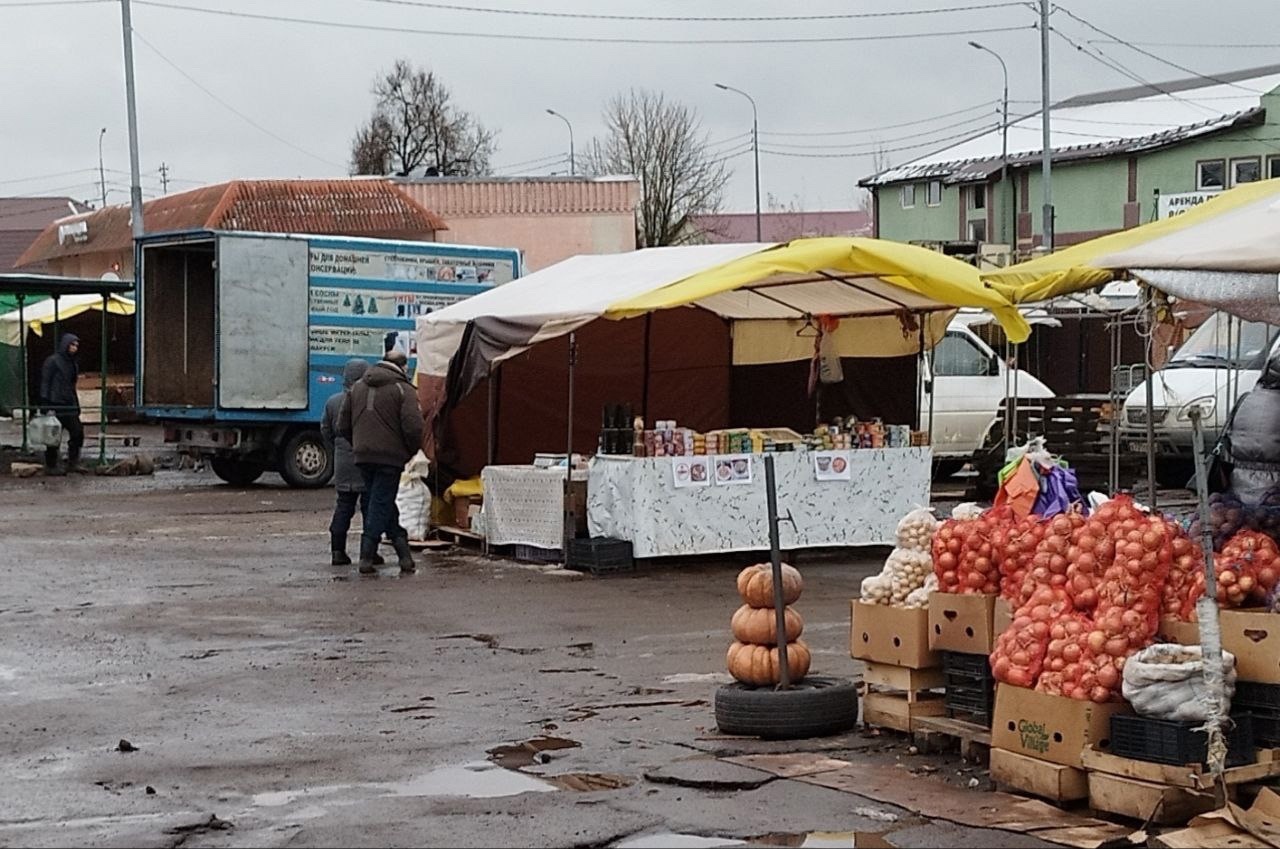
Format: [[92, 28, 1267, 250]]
[[714, 676, 859, 740], [279, 429, 333, 488], [210, 456, 265, 486]]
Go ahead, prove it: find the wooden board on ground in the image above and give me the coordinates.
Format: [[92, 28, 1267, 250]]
[[912, 715, 992, 761], [859, 660, 945, 696], [990, 747, 1089, 803], [1081, 746, 1280, 791], [862, 691, 946, 733], [433, 525, 483, 546], [407, 538, 452, 551], [1087, 772, 1216, 826]]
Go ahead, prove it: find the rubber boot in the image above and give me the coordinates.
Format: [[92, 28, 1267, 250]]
[[392, 536, 416, 573], [331, 533, 351, 566], [357, 537, 379, 574]]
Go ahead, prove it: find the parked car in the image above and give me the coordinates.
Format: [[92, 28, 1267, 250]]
[[1120, 312, 1280, 486]]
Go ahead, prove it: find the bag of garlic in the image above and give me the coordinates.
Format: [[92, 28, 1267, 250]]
[[903, 573, 938, 609]]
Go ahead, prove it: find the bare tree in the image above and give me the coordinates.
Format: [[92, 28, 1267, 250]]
[[350, 60, 496, 177], [584, 89, 731, 247]]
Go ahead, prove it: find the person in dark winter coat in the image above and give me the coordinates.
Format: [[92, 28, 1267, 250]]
[[1224, 352, 1280, 503], [320, 359, 386, 566], [337, 349, 425, 574], [39, 332, 83, 474]]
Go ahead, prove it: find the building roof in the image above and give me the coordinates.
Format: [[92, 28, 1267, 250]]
[[394, 175, 640, 216], [692, 210, 872, 243], [16, 179, 447, 268], [862, 64, 1280, 187], [0, 197, 91, 270]]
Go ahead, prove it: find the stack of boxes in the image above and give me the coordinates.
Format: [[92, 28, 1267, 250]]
[[850, 600, 943, 732]]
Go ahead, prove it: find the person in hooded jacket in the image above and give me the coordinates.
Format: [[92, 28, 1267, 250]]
[[320, 358, 387, 567], [39, 332, 84, 475], [1222, 351, 1280, 502], [338, 349, 424, 574]]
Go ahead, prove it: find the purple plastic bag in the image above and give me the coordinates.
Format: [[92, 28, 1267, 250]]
[[1033, 465, 1087, 518]]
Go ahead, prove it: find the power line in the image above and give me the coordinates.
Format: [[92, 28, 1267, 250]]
[[0, 168, 99, 186], [763, 112, 995, 150], [131, 28, 344, 169], [490, 152, 569, 171], [760, 99, 999, 138], [760, 124, 1001, 159], [1087, 39, 1280, 50], [0, 0, 110, 6], [355, 0, 1030, 23], [1054, 5, 1266, 94], [133, 2, 1037, 46]]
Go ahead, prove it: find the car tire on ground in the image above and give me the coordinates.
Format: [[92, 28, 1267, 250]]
[[279, 429, 333, 488], [209, 455, 266, 486], [714, 676, 859, 740]]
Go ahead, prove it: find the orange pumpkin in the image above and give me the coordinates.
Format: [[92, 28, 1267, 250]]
[[736, 563, 803, 608], [726, 640, 811, 686], [730, 604, 804, 645]]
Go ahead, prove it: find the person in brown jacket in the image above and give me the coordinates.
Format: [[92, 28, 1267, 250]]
[[337, 349, 425, 574]]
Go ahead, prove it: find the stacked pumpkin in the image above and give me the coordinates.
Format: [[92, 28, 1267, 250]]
[[726, 563, 811, 686]]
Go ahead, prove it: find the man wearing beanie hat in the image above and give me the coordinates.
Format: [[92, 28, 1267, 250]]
[[39, 332, 84, 475]]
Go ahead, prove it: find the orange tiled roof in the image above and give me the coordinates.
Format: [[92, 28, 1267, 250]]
[[16, 178, 447, 267]]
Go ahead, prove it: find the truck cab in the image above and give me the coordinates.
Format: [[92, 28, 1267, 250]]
[[924, 321, 1054, 473], [1121, 312, 1280, 482], [136, 230, 520, 487]]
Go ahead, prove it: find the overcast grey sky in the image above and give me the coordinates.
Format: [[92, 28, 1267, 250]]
[[1, 0, 1276, 214]]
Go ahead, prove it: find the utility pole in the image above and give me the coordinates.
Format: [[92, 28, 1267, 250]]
[[1040, 0, 1054, 251], [715, 83, 761, 242], [545, 109, 575, 176], [119, 0, 144, 238], [969, 42, 1010, 250], [159, 162, 170, 194]]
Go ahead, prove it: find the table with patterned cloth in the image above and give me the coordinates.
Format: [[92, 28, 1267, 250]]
[[479, 465, 587, 550], [587, 448, 932, 558]]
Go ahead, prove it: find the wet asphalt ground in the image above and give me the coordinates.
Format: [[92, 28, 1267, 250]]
[[0, 442, 1052, 849]]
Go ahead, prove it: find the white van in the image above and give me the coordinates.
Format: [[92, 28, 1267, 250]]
[[925, 321, 1054, 474], [1120, 313, 1280, 482]]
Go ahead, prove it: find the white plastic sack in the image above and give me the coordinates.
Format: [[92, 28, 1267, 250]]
[[1122, 643, 1238, 722], [895, 506, 937, 552], [951, 502, 984, 521], [903, 573, 939, 610], [27, 413, 62, 448], [396, 451, 431, 541]]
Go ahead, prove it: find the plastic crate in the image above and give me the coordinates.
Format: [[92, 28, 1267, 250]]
[[567, 537, 634, 575], [1235, 681, 1280, 712], [512, 544, 562, 564], [1110, 714, 1255, 768], [942, 651, 994, 682], [944, 676, 995, 727], [1246, 712, 1280, 748]]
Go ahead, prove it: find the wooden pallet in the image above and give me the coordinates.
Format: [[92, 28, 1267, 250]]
[[912, 715, 992, 761], [991, 747, 1088, 804], [858, 662, 946, 733], [1081, 746, 1280, 793], [1087, 772, 1216, 826], [432, 525, 483, 547]]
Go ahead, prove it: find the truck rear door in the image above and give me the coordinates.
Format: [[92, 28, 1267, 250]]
[[217, 235, 309, 410]]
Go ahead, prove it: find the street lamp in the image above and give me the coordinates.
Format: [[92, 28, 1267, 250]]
[[715, 82, 761, 242], [545, 108, 575, 176], [969, 41, 1011, 252], [97, 127, 107, 208]]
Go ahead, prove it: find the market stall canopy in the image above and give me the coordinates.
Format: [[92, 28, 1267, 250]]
[[418, 237, 1029, 381], [0, 293, 135, 347], [983, 179, 1280, 323]]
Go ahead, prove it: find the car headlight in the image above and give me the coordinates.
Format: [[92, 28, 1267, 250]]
[[1177, 396, 1216, 421]]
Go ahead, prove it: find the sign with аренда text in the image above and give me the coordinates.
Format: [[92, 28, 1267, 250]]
[[1157, 191, 1219, 219]]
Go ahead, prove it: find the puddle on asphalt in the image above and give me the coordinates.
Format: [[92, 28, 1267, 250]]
[[486, 735, 581, 768], [616, 835, 746, 848], [386, 762, 554, 798]]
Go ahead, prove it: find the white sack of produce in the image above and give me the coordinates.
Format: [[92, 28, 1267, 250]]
[[860, 547, 933, 606], [1122, 643, 1238, 722], [951, 503, 984, 521], [896, 507, 937, 552], [903, 573, 939, 609], [395, 451, 432, 541]]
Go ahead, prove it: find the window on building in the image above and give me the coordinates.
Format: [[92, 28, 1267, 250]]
[[968, 220, 987, 242], [932, 332, 991, 377], [926, 180, 943, 206], [1232, 157, 1261, 186], [1197, 159, 1226, 191], [971, 185, 986, 210], [1269, 156, 1280, 180], [901, 184, 916, 209]]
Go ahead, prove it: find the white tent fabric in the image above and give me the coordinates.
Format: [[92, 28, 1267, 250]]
[[417, 244, 768, 377]]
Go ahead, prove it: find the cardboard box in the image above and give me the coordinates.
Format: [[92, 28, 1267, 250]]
[[850, 600, 940, 669], [928, 592, 998, 653], [993, 597, 1013, 638], [1157, 617, 1201, 646], [1088, 772, 1216, 825], [989, 747, 1088, 802], [991, 684, 1130, 768], [1221, 609, 1280, 683]]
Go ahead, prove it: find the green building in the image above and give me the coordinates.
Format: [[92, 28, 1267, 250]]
[[860, 64, 1280, 260]]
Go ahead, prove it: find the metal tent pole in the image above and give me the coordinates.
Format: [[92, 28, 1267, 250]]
[[562, 332, 577, 564], [99, 294, 108, 465], [1109, 314, 1121, 493], [1145, 299, 1158, 509], [764, 454, 790, 689], [18, 294, 27, 453]]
